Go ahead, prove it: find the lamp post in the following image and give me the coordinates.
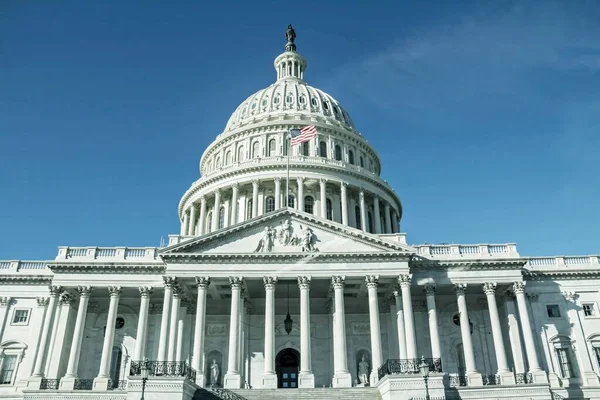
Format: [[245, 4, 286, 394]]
[[419, 356, 430, 400], [140, 358, 149, 400]]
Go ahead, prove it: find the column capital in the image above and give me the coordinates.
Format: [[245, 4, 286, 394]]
[[562, 291, 578, 302], [483, 282, 497, 295], [512, 281, 526, 294], [252, 179, 260, 187], [139, 286, 154, 297], [229, 276, 244, 289], [384, 203, 390, 210], [172, 286, 185, 298], [163, 276, 178, 288], [453, 283, 467, 295], [195, 276, 211, 289], [365, 275, 379, 288], [341, 181, 348, 188], [392, 286, 401, 297], [298, 276, 311, 289], [36, 297, 49, 307], [398, 274, 412, 287], [274, 177, 282, 183], [59, 292, 74, 305], [77, 286, 93, 297], [359, 189, 365, 198], [297, 176, 304, 184], [263, 276, 278, 289], [0, 297, 12, 307], [214, 187, 221, 194], [424, 284, 436, 295], [49, 285, 63, 296], [231, 182, 239, 189], [108, 286, 123, 297], [331, 275, 345, 289], [199, 195, 206, 203], [319, 178, 327, 185]]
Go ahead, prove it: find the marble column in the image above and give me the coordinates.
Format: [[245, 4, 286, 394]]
[[483, 283, 514, 384], [133, 287, 153, 362], [189, 204, 197, 236], [297, 177, 305, 212], [424, 285, 441, 362], [181, 211, 189, 235], [192, 277, 210, 386], [167, 287, 183, 362], [30, 286, 61, 380], [504, 291, 526, 374], [320, 179, 327, 218], [359, 190, 367, 231], [274, 178, 281, 210], [398, 275, 417, 359], [340, 182, 348, 226], [198, 196, 207, 235], [252, 180, 259, 218], [212, 189, 221, 231], [373, 195, 381, 234], [93, 286, 122, 391], [331, 276, 352, 387], [60, 287, 92, 390], [513, 282, 547, 383], [157, 277, 175, 362], [366, 276, 383, 384], [298, 276, 315, 388], [47, 293, 74, 378], [384, 203, 392, 234], [231, 184, 239, 225], [224, 277, 243, 388], [0, 297, 12, 346], [454, 283, 483, 386], [175, 308, 185, 363], [393, 289, 408, 359], [262, 277, 278, 388]]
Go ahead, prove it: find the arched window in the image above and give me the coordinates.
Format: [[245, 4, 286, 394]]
[[300, 142, 309, 156], [367, 211, 373, 233], [304, 196, 314, 214], [206, 212, 212, 233], [0, 340, 26, 385], [355, 206, 361, 229], [319, 141, 327, 158], [551, 335, 577, 378], [348, 150, 354, 165], [218, 206, 225, 229], [287, 195, 295, 209], [268, 139, 276, 156], [252, 141, 260, 158], [335, 145, 342, 161], [246, 200, 253, 220], [266, 196, 275, 213], [225, 150, 232, 165], [360, 155, 364, 168], [216, 157, 222, 168], [237, 146, 245, 162], [326, 199, 333, 220]]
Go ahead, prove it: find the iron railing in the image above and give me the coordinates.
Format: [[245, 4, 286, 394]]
[[377, 358, 442, 379], [40, 379, 60, 390], [515, 372, 533, 384], [130, 360, 196, 381], [482, 374, 499, 385], [448, 374, 467, 387], [107, 379, 127, 390], [209, 388, 248, 400], [74, 379, 94, 390]]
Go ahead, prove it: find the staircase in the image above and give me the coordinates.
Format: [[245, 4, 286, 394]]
[[193, 387, 382, 400]]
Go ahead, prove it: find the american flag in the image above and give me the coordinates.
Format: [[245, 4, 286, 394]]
[[290, 125, 317, 146]]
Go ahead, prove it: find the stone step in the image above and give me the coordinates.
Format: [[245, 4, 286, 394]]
[[192, 387, 382, 400]]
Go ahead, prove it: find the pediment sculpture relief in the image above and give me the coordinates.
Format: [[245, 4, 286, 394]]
[[254, 218, 319, 253]]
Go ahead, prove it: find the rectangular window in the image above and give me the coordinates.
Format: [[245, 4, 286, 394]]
[[594, 347, 600, 370], [546, 304, 561, 318], [11, 309, 29, 325], [0, 355, 17, 385], [557, 348, 574, 378], [583, 303, 596, 317]]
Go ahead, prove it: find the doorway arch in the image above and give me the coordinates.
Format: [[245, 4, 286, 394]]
[[276, 348, 300, 388]]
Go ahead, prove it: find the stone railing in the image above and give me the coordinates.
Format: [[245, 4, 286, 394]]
[[377, 358, 442, 379], [414, 244, 519, 258], [56, 247, 159, 261], [129, 361, 196, 381], [0, 260, 50, 273], [526, 256, 600, 269]]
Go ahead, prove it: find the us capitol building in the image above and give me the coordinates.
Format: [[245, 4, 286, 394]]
[[1, 27, 599, 400]]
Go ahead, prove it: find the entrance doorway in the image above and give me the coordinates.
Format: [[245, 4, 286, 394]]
[[276, 348, 300, 388]]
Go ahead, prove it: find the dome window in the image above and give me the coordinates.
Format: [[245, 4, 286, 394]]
[[322, 101, 329, 110], [251, 102, 257, 110], [304, 196, 314, 214], [274, 96, 280, 105], [299, 95, 306, 104], [334, 145, 342, 161], [268, 139, 276, 156], [359, 155, 364, 168], [218, 207, 226, 229], [286, 95, 294, 104], [242, 106, 247, 116], [266, 196, 275, 213], [348, 150, 354, 165], [311, 97, 317, 106], [225, 150, 232, 165], [252, 141, 260, 158], [319, 141, 327, 158], [262, 99, 268, 107], [206, 212, 213, 233], [287, 195, 296, 209], [326, 199, 333, 220], [300, 142, 309, 156], [355, 206, 361, 229]]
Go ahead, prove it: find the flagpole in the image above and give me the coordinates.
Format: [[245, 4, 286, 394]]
[[286, 131, 290, 209]]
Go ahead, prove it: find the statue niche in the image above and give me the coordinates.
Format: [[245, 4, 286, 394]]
[[355, 349, 371, 386]]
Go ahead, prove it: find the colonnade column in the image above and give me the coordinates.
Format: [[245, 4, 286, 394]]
[[29, 285, 61, 385], [189, 204, 197, 236], [157, 277, 175, 362], [393, 289, 407, 359], [181, 211, 189, 236], [224, 277, 243, 388], [133, 287, 153, 361], [198, 196, 207, 235], [297, 177, 305, 212], [366, 276, 383, 384], [274, 178, 281, 210], [298, 276, 315, 388], [331, 276, 352, 387], [503, 291, 526, 375], [231, 184, 239, 225], [93, 286, 122, 391], [424, 285, 441, 364], [0, 297, 11, 343], [320, 179, 327, 218], [483, 283, 514, 384], [192, 277, 210, 386], [513, 282, 547, 383], [262, 277, 277, 388], [250, 180, 259, 218], [212, 189, 221, 231], [340, 182, 348, 226], [454, 284, 483, 386], [384, 204, 392, 234], [167, 286, 183, 362], [59, 287, 92, 390], [359, 190, 367, 231], [398, 275, 417, 359], [373, 196, 381, 234]]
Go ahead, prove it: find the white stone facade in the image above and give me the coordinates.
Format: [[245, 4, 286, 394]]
[[1, 29, 599, 400]]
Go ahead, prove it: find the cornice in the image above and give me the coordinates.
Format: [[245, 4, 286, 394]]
[[524, 268, 600, 280], [164, 251, 410, 264], [47, 262, 165, 274], [0, 275, 53, 285], [410, 256, 527, 270]]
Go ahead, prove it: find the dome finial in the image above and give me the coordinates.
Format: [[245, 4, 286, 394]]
[[285, 24, 296, 52]]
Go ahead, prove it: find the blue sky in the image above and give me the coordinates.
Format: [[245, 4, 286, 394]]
[[1, 1, 599, 260]]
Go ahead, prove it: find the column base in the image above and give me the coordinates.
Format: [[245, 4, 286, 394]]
[[298, 372, 314, 388], [261, 373, 278, 388], [497, 370, 516, 385], [466, 372, 483, 386], [548, 372, 561, 387], [194, 373, 205, 388], [332, 371, 352, 388], [25, 376, 42, 390], [224, 372, 242, 389], [530, 369, 549, 384], [92, 376, 110, 391], [582, 371, 600, 386], [59, 376, 77, 391]]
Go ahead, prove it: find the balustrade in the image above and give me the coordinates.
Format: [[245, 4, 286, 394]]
[[129, 360, 196, 381], [377, 358, 442, 379]]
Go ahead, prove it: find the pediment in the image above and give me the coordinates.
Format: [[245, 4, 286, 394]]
[[161, 209, 414, 257]]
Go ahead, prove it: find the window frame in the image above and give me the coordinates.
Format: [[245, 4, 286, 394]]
[[218, 206, 225, 229], [10, 308, 30, 326], [304, 196, 314, 215], [326, 198, 333, 220], [265, 196, 275, 213], [582, 303, 597, 318], [546, 304, 561, 319], [0, 341, 27, 386]]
